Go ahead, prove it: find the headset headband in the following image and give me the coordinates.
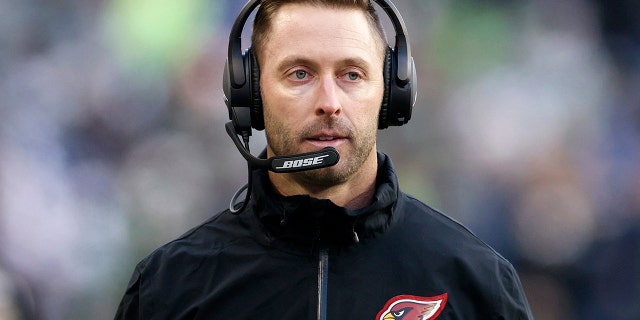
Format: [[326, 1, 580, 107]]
[[227, 0, 413, 88]]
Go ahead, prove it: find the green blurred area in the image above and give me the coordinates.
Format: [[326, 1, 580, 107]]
[[103, 0, 216, 78]]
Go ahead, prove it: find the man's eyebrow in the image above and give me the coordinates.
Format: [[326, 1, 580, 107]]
[[276, 56, 316, 73], [275, 56, 374, 73], [339, 57, 373, 69]]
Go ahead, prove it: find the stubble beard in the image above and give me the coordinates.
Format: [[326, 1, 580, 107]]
[[265, 117, 378, 189]]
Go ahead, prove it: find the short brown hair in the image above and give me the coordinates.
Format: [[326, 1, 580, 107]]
[[251, 0, 387, 63]]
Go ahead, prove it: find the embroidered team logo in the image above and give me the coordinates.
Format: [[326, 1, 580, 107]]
[[376, 293, 448, 320]]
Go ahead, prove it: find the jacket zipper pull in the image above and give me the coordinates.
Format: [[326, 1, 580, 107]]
[[352, 224, 360, 244]]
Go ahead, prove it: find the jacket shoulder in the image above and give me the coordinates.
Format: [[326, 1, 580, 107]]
[[115, 209, 254, 318], [139, 209, 246, 269], [400, 193, 506, 259], [397, 193, 533, 318]]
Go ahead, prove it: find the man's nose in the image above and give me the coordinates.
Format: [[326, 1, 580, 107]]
[[314, 76, 342, 117]]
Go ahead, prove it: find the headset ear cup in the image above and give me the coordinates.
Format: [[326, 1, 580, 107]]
[[384, 46, 415, 128], [248, 50, 265, 130], [378, 47, 393, 129], [223, 52, 252, 135]]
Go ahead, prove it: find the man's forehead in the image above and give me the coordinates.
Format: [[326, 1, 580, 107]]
[[269, 3, 370, 33], [266, 5, 376, 47], [255, 2, 386, 65]]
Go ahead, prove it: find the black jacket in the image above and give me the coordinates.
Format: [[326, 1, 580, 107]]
[[115, 152, 533, 319]]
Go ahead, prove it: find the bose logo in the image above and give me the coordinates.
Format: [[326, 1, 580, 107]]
[[275, 155, 331, 170]]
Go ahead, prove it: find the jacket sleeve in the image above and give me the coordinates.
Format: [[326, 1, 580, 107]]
[[114, 266, 142, 320]]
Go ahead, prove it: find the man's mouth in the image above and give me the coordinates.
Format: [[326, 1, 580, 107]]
[[306, 133, 347, 147], [304, 126, 350, 147]]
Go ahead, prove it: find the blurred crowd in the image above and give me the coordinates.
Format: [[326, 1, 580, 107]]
[[0, 0, 638, 319]]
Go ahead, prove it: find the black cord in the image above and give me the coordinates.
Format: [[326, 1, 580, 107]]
[[229, 132, 253, 214]]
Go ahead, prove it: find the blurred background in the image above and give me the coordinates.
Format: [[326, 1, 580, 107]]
[[0, 0, 638, 319]]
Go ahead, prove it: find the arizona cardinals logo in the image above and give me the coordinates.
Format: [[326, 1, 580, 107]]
[[376, 293, 448, 320]]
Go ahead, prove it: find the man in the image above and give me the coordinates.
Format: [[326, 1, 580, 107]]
[[114, 0, 534, 319]]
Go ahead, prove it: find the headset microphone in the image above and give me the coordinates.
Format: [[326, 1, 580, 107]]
[[225, 122, 339, 173]]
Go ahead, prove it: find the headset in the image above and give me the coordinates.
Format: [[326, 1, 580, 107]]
[[223, 0, 417, 135], [222, 0, 416, 213]]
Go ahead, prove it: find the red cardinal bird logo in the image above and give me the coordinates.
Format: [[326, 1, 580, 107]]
[[376, 293, 448, 320]]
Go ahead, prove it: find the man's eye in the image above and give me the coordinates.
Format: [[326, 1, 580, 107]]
[[347, 72, 360, 81], [294, 70, 307, 80]]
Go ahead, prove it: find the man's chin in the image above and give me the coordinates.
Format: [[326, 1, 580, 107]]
[[292, 165, 349, 188]]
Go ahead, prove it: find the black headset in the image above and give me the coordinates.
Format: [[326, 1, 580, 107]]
[[223, 0, 417, 136]]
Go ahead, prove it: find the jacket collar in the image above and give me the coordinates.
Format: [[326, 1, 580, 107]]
[[249, 151, 400, 247]]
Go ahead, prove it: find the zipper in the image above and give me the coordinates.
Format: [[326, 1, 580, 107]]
[[317, 247, 329, 320]]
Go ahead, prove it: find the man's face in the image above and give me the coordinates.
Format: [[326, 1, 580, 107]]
[[260, 4, 385, 186]]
